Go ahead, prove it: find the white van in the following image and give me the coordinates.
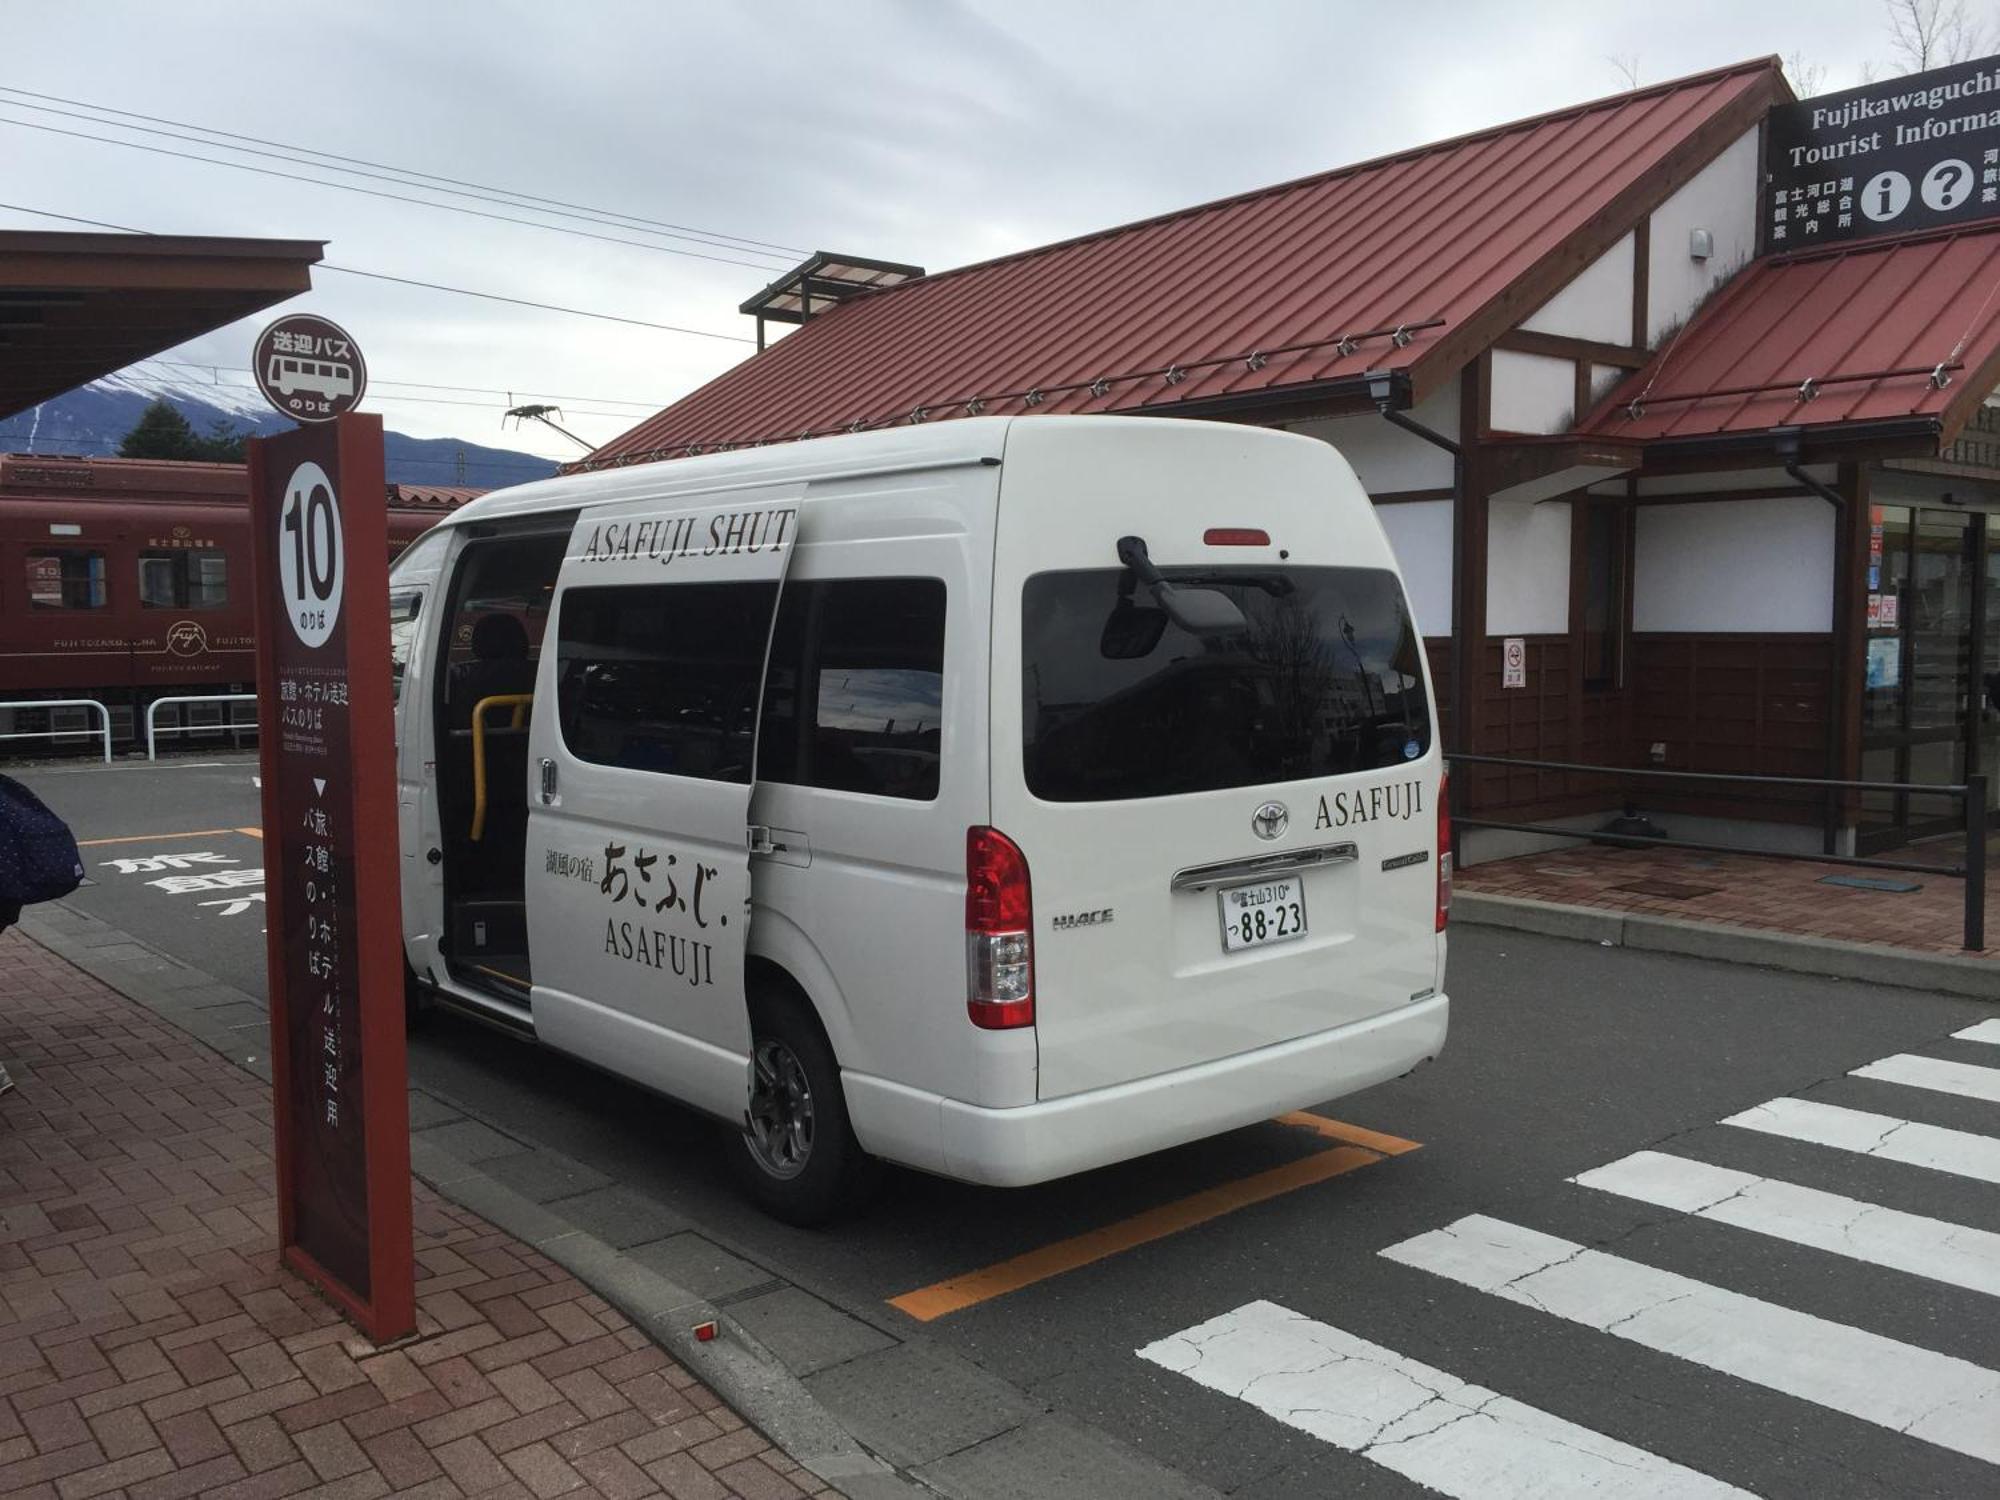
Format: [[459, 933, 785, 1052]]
[[389, 416, 1449, 1223]]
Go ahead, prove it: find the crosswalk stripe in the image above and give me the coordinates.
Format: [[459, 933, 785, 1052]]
[[1720, 1097, 2000, 1185], [1137, 1300, 1748, 1498], [1955, 1019, 2000, 1045], [1382, 1214, 2000, 1463], [1573, 1150, 2000, 1298], [1852, 1053, 2000, 1104]]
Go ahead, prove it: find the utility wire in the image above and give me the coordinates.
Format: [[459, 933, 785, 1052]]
[[0, 114, 790, 272], [142, 358, 664, 408], [0, 84, 808, 258], [0, 429, 567, 471], [0, 202, 755, 343]]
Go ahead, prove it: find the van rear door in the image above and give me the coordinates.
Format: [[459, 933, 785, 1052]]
[[989, 421, 1442, 1102], [525, 487, 799, 1121]]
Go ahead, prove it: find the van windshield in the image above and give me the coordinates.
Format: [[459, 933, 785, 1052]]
[[1021, 565, 1429, 802]]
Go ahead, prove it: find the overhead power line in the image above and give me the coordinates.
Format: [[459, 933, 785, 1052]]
[[0, 202, 755, 343], [0, 113, 790, 272], [0, 84, 808, 259], [0, 429, 567, 472], [143, 358, 665, 408]]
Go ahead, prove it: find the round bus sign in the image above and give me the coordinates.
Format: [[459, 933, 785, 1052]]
[[253, 314, 367, 424], [278, 460, 344, 648]]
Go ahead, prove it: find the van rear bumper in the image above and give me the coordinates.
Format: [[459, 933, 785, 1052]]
[[928, 994, 1447, 1188]]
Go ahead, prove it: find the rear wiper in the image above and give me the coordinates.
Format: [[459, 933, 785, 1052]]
[[1163, 570, 1295, 597]]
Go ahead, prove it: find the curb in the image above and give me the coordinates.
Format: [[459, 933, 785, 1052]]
[[15, 900, 1220, 1500], [1454, 890, 2000, 1000]]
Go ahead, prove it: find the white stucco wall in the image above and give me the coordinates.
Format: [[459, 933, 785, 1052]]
[[1375, 499, 1454, 636], [1632, 496, 1834, 632], [1520, 231, 1635, 345], [1486, 498, 1571, 634], [1287, 377, 1459, 493], [1647, 128, 1760, 344], [1490, 349, 1576, 434]]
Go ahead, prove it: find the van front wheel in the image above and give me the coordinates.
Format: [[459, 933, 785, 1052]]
[[732, 997, 871, 1226]]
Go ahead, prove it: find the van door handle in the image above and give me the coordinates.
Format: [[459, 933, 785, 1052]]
[[539, 758, 557, 803]]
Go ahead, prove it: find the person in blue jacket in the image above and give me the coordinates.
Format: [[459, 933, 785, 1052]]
[[0, 773, 85, 1095]]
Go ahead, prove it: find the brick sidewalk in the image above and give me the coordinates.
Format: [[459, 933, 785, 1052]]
[[0, 929, 831, 1500], [1460, 840, 1991, 957]]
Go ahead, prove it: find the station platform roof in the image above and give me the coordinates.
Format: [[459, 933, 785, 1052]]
[[0, 230, 323, 421]]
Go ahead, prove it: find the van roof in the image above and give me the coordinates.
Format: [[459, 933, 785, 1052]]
[[438, 414, 1320, 530]]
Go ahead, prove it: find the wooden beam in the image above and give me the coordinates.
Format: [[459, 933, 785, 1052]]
[[1496, 329, 1649, 369]]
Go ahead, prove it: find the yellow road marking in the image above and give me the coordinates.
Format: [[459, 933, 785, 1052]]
[[77, 827, 252, 847], [887, 1118, 1421, 1323], [1276, 1110, 1423, 1156], [236, 826, 263, 839]]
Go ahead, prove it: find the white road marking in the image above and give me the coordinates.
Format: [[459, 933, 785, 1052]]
[[1573, 1150, 2000, 1298], [1852, 1053, 2000, 1105], [1137, 1300, 1747, 1499], [1954, 1019, 2000, 1045], [1723, 1096, 2000, 1184], [1382, 1215, 2000, 1463]]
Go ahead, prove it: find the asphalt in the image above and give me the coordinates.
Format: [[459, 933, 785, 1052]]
[[12, 749, 2000, 1498]]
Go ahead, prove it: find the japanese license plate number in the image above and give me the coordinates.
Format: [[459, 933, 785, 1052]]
[[1219, 876, 1308, 952]]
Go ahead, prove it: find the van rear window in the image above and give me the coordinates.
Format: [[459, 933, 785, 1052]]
[[1021, 566, 1429, 802]]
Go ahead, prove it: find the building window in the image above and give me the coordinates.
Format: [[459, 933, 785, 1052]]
[[26, 549, 106, 610], [759, 578, 947, 801], [1582, 502, 1626, 690], [554, 580, 778, 782], [138, 548, 229, 609]]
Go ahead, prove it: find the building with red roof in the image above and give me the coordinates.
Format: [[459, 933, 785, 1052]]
[[585, 54, 2000, 861]]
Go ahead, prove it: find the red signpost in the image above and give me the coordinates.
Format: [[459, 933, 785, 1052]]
[[247, 412, 415, 1343]]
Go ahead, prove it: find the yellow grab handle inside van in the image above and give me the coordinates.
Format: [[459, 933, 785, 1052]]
[[470, 693, 534, 841]]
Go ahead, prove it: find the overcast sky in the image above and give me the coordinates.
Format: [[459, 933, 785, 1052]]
[[2, 0, 1963, 464]]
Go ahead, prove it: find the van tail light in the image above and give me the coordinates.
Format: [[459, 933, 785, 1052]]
[[966, 826, 1034, 1029], [1436, 771, 1453, 932], [1203, 527, 1271, 546]]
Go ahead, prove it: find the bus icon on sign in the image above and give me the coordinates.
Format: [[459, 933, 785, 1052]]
[[267, 355, 357, 401], [252, 314, 367, 424]]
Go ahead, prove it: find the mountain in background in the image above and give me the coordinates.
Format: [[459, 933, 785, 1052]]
[[0, 369, 562, 488]]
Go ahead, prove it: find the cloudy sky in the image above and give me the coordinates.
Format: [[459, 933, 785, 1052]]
[[2, 0, 1962, 466]]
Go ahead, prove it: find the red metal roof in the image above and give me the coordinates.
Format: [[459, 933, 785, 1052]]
[[1575, 223, 2000, 447], [386, 482, 485, 510], [581, 59, 1785, 470]]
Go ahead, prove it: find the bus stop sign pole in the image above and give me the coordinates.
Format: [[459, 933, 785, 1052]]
[[247, 413, 414, 1343]]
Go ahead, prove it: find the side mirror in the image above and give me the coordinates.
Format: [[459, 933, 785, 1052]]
[[1100, 598, 1169, 659]]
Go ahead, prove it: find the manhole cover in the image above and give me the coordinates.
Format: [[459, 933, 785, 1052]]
[[1611, 880, 1721, 899]]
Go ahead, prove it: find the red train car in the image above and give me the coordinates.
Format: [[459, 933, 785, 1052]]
[[0, 453, 477, 751]]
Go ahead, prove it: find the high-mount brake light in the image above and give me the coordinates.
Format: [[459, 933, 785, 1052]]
[[965, 826, 1034, 1029], [1436, 770, 1453, 932], [1203, 527, 1271, 547]]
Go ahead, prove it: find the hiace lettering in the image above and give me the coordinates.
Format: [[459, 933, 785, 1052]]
[[1314, 778, 1425, 829], [577, 505, 796, 569], [603, 919, 715, 988]]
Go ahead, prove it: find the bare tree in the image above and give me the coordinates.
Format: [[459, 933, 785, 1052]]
[[1784, 50, 1827, 97], [1606, 53, 1641, 90], [1883, 0, 1986, 72]]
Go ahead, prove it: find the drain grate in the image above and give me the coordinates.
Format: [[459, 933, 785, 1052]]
[[1818, 874, 1922, 893], [1611, 879, 1721, 899]]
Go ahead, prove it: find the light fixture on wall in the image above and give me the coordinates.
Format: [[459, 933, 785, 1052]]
[[1689, 228, 1714, 261]]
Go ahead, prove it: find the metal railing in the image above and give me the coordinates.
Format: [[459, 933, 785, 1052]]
[[146, 694, 258, 760], [1447, 753, 1988, 952], [0, 698, 112, 763]]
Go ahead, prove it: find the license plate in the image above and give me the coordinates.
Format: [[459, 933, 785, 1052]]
[[1219, 876, 1308, 952]]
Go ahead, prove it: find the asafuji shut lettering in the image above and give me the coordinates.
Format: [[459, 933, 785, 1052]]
[[1314, 778, 1424, 830], [578, 505, 796, 570]]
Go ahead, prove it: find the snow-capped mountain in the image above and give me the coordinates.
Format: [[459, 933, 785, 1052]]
[[2, 369, 562, 489]]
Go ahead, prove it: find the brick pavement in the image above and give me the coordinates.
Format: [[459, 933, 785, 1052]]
[[0, 928, 833, 1500], [1460, 839, 1993, 956]]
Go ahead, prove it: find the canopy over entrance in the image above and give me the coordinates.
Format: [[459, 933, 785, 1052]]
[[0, 230, 324, 421]]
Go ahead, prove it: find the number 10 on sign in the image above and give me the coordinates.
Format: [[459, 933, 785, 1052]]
[[279, 462, 345, 649]]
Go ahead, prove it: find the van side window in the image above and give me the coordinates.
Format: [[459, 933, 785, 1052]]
[[556, 581, 779, 782], [759, 578, 945, 802]]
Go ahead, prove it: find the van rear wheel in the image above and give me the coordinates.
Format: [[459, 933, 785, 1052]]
[[731, 994, 872, 1226]]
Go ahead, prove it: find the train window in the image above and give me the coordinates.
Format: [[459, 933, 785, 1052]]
[[138, 549, 228, 609], [27, 549, 106, 610]]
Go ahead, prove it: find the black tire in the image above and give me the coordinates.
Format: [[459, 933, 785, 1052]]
[[729, 990, 874, 1226]]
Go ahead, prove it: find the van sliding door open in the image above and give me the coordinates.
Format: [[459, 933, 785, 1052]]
[[524, 487, 801, 1122]]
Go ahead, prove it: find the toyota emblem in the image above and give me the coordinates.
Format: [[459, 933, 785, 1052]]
[[1251, 801, 1289, 841]]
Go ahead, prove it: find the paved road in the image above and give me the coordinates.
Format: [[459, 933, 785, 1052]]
[[18, 753, 2000, 1497]]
